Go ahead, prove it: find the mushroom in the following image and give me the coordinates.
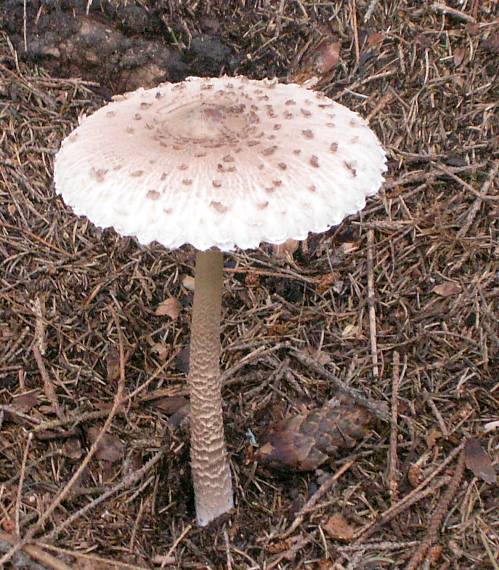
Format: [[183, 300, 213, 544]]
[[54, 76, 386, 526]]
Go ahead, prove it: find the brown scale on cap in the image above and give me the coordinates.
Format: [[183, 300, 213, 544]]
[[147, 190, 160, 200], [303, 129, 314, 139], [310, 155, 320, 168], [90, 167, 108, 182], [130, 170, 144, 177], [182, 178, 193, 186], [278, 163, 287, 170], [106, 111, 116, 118], [210, 201, 229, 213], [301, 108, 312, 117], [266, 105, 276, 117], [330, 142, 339, 152], [262, 146, 278, 156], [212, 180, 222, 188], [344, 161, 357, 176], [217, 164, 237, 173], [126, 127, 134, 134]]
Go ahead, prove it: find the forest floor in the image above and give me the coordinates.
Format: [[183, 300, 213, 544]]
[[0, 1, 497, 569]]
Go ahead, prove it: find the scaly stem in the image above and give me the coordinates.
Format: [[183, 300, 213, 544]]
[[188, 249, 233, 526]]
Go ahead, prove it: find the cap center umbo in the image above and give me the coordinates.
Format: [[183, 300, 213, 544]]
[[155, 95, 261, 149]]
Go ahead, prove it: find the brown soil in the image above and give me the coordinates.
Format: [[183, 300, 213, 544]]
[[0, 1, 497, 569]]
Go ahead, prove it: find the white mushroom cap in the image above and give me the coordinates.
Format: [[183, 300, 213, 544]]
[[54, 76, 386, 251]]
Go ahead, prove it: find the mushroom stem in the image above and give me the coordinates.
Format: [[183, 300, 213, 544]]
[[188, 249, 233, 526]]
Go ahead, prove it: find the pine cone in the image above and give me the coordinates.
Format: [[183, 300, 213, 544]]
[[256, 399, 373, 471]]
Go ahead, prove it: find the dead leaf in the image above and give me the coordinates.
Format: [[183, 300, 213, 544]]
[[169, 402, 190, 429], [266, 540, 291, 554], [106, 347, 120, 382], [338, 241, 359, 255], [61, 438, 83, 460], [315, 273, 338, 294], [304, 346, 331, 366], [87, 427, 124, 463], [316, 561, 334, 570], [151, 342, 168, 361], [312, 40, 340, 75], [425, 428, 442, 449], [484, 420, 499, 433], [272, 239, 299, 259], [245, 272, 260, 288], [174, 346, 190, 374], [152, 396, 189, 414], [407, 463, 424, 488], [155, 297, 180, 320], [464, 438, 496, 484], [151, 555, 176, 567], [324, 513, 355, 542], [428, 544, 443, 565], [432, 282, 461, 297], [2, 518, 16, 533], [12, 391, 40, 412], [342, 323, 360, 339], [182, 275, 195, 291], [453, 47, 466, 66], [366, 32, 384, 49], [482, 31, 499, 54]]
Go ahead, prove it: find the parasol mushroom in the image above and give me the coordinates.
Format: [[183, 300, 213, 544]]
[[54, 75, 386, 526]]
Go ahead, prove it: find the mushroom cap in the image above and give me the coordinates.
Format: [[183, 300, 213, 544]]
[[54, 76, 386, 251]]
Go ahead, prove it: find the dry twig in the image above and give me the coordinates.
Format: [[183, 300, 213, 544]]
[[291, 350, 390, 423], [388, 351, 400, 504], [32, 344, 64, 421], [405, 449, 466, 570], [366, 230, 379, 378]]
